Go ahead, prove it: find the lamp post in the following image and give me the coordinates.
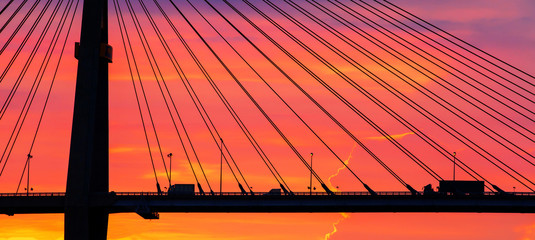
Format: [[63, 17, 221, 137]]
[[220, 138, 223, 195], [453, 152, 457, 181], [26, 154, 33, 195], [309, 153, 313, 195], [167, 153, 173, 187]]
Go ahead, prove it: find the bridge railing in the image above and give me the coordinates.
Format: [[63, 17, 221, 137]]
[[111, 191, 535, 196], [0, 192, 66, 197], [1, 191, 534, 197], [112, 191, 398, 196]]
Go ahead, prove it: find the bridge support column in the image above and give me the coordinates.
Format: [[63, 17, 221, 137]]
[[65, 0, 109, 239]]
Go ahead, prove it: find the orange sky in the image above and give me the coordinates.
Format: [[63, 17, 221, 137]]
[[0, 0, 534, 239]]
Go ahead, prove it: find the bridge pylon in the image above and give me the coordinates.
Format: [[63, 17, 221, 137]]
[[65, 0, 110, 239]]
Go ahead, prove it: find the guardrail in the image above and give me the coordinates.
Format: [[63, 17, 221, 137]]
[[114, 191, 410, 196], [113, 191, 535, 196], [0, 192, 65, 197], [1, 191, 534, 197]]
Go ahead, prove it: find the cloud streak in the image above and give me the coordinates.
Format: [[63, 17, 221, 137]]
[[324, 213, 350, 240], [327, 143, 357, 191], [366, 132, 414, 141]]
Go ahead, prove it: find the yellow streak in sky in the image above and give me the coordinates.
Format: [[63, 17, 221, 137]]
[[366, 132, 414, 141], [327, 143, 357, 191], [323, 145, 356, 240], [110, 147, 137, 153], [324, 213, 350, 240]]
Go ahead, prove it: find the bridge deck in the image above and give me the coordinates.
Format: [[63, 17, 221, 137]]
[[1, 192, 534, 215]]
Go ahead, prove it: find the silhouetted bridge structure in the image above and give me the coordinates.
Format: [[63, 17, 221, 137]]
[[1, 0, 534, 239], [2, 192, 535, 215]]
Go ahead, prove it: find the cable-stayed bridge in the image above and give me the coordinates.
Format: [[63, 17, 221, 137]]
[[0, 0, 533, 239]]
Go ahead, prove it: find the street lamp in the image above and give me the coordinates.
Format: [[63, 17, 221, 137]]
[[27, 154, 33, 195], [167, 153, 173, 187], [453, 152, 457, 181], [309, 153, 313, 195], [220, 138, 224, 195]]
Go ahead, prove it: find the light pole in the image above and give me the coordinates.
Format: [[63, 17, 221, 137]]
[[309, 153, 313, 195], [453, 152, 457, 181], [220, 138, 223, 195], [167, 153, 173, 187], [26, 154, 33, 195]]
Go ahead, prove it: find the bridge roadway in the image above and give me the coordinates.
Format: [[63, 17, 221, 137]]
[[0, 192, 534, 215]]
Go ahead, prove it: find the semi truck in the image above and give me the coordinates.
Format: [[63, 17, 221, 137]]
[[168, 184, 195, 195]]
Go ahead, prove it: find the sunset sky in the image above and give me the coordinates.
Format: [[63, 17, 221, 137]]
[[0, 0, 534, 239]]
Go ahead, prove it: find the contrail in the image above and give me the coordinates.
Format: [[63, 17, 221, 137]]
[[324, 213, 350, 240], [366, 132, 414, 141], [324, 144, 357, 239], [327, 143, 357, 191]]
